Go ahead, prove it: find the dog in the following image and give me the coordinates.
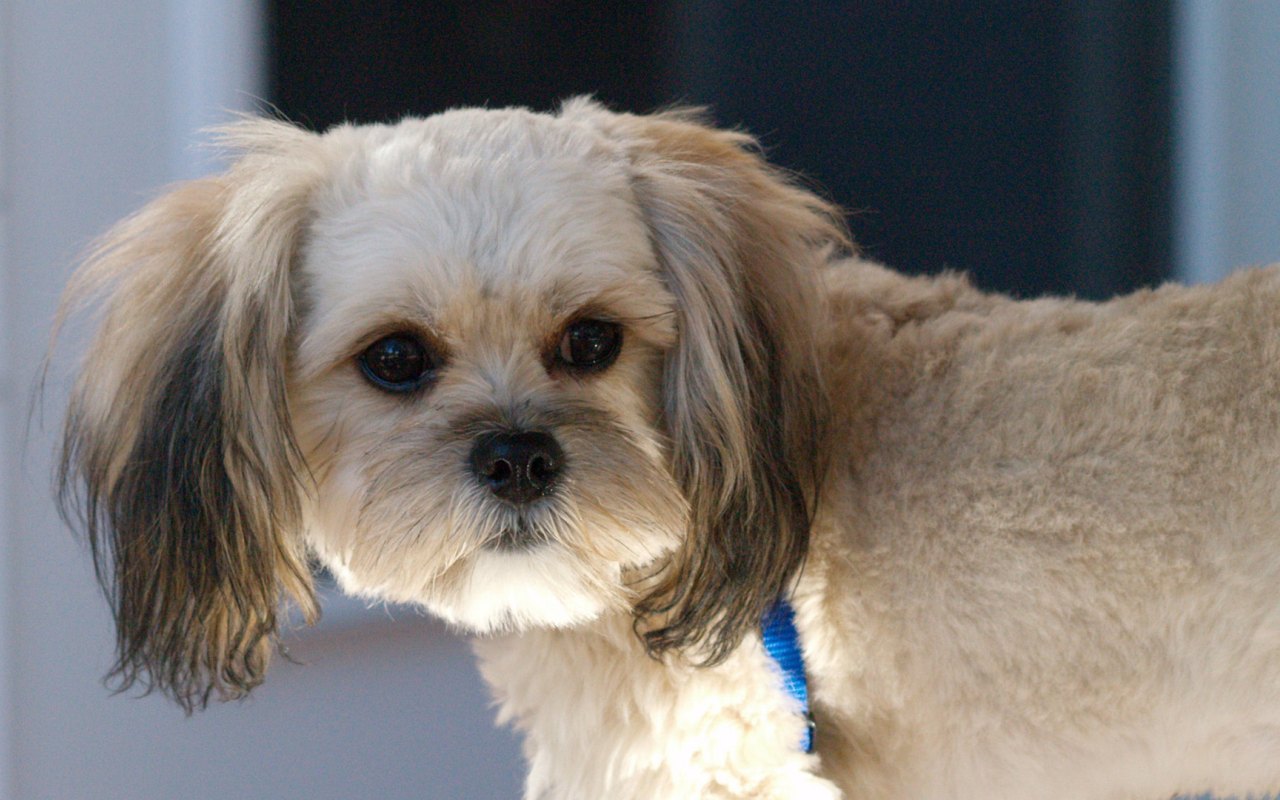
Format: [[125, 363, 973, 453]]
[[56, 98, 1280, 799]]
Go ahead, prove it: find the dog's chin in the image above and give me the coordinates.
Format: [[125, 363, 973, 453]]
[[425, 545, 622, 634]]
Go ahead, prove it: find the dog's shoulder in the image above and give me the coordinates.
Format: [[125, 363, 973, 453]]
[[818, 258, 995, 333], [815, 257, 1006, 411]]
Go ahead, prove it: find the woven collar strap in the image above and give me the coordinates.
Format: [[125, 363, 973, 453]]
[[761, 597, 815, 753]]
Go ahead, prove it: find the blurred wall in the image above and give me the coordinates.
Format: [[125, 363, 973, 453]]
[[2, 1, 521, 798]]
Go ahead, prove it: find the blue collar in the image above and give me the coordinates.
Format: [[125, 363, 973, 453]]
[[761, 597, 815, 753]]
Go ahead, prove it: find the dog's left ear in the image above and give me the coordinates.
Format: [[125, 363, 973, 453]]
[[561, 99, 851, 664]]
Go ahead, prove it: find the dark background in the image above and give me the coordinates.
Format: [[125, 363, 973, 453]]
[[268, 1, 1172, 300]]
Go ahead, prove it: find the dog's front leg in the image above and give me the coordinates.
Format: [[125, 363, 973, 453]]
[[475, 612, 842, 800]]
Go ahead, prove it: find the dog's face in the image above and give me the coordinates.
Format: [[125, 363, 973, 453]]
[[57, 100, 846, 710], [292, 111, 684, 630]]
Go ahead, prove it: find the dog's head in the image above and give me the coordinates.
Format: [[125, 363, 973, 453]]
[[57, 99, 847, 710]]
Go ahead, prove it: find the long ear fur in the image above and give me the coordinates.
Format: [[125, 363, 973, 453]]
[[57, 119, 327, 711], [561, 99, 851, 664]]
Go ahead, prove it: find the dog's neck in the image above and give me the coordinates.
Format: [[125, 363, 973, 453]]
[[472, 610, 839, 799]]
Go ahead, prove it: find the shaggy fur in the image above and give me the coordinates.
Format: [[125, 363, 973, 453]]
[[58, 100, 1280, 798]]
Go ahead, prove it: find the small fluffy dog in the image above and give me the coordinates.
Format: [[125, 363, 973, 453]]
[[58, 99, 1280, 799]]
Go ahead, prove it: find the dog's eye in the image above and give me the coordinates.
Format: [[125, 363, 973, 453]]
[[359, 334, 435, 392], [557, 319, 622, 371]]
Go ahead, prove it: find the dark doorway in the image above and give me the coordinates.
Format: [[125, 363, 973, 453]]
[[268, 1, 1172, 299]]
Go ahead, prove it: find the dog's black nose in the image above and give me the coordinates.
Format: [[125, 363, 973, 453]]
[[469, 431, 565, 505]]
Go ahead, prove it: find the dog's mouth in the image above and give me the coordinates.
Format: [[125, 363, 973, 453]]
[[487, 519, 546, 552]]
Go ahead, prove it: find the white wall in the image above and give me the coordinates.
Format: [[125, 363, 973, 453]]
[[1174, 1, 1280, 283], [1, 2, 522, 798], [0, 1, 15, 795]]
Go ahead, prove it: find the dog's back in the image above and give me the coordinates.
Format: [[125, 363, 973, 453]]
[[804, 260, 1280, 798]]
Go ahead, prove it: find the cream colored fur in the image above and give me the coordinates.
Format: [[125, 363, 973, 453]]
[[58, 100, 1280, 799]]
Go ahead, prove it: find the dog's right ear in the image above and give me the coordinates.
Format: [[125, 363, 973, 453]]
[[56, 119, 328, 712], [559, 100, 850, 665]]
